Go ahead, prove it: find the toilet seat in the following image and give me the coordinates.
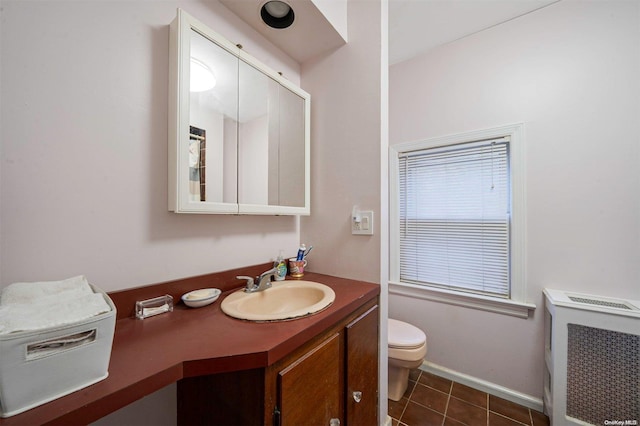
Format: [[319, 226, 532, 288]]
[[388, 318, 426, 349]]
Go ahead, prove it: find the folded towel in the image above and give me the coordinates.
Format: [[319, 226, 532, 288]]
[[0, 276, 112, 335], [0, 292, 111, 335], [1, 275, 93, 306]]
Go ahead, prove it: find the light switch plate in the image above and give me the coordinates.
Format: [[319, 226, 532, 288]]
[[352, 210, 374, 235]]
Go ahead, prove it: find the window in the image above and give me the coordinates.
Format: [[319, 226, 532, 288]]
[[389, 124, 534, 318], [399, 138, 510, 297]]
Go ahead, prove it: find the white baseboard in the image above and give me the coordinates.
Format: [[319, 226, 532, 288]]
[[420, 360, 544, 412]]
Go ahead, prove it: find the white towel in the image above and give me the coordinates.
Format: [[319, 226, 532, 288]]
[[1, 275, 93, 306], [0, 276, 111, 335], [0, 293, 111, 335]]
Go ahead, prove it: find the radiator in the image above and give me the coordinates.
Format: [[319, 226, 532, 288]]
[[543, 289, 639, 426]]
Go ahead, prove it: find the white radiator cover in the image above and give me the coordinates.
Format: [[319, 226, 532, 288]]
[[543, 289, 640, 426]]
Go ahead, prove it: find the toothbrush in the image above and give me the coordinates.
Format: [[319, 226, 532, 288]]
[[303, 246, 313, 259]]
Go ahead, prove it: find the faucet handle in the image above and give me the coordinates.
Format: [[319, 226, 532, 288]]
[[236, 275, 255, 289]]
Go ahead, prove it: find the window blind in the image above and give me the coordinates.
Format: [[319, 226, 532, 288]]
[[398, 138, 511, 298]]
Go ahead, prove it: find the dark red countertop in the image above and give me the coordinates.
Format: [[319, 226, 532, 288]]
[[0, 270, 379, 425]]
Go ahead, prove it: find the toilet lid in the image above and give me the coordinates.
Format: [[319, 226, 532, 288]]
[[388, 319, 426, 349]]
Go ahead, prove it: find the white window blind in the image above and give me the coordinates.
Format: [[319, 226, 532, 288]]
[[398, 137, 511, 298]]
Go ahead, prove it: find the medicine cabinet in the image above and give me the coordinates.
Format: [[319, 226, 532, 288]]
[[168, 9, 310, 215]]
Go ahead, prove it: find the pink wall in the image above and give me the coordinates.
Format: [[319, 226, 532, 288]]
[[0, 1, 302, 291], [389, 0, 639, 400], [301, 0, 383, 285]]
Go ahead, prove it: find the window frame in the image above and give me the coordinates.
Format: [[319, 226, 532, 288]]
[[389, 123, 535, 318]]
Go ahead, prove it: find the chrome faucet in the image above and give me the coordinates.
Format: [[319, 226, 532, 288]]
[[236, 267, 277, 293]]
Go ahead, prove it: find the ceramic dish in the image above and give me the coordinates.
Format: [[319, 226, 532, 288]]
[[181, 288, 222, 308]]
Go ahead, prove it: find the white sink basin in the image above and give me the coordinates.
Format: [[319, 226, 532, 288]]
[[220, 281, 335, 321]]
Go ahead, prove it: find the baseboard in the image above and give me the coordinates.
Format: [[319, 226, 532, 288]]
[[382, 415, 393, 426], [420, 361, 544, 412]]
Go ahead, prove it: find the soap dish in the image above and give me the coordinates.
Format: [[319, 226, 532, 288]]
[[181, 288, 221, 308]]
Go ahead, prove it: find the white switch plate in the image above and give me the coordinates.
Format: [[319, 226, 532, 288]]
[[352, 210, 374, 235]]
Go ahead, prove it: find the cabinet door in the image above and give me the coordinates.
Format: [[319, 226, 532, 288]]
[[278, 333, 343, 426], [345, 305, 379, 426]]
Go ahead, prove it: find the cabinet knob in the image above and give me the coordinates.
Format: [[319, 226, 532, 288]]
[[330, 418, 340, 426], [352, 391, 362, 403]]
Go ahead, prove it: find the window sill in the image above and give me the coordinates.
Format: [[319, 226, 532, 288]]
[[389, 281, 536, 319]]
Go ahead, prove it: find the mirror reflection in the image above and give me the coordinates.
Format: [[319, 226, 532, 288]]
[[238, 60, 272, 206], [237, 61, 306, 208], [189, 29, 238, 204], [189, 38, 306, 209]]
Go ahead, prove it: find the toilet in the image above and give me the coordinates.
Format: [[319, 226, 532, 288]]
[[388, 318, 427, 401]]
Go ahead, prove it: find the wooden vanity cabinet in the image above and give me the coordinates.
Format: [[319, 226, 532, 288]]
[[276, 332, 343, 425], [267, 300, 379, 426], [345, 304, 379, 426], [178, 298, 379, 426]]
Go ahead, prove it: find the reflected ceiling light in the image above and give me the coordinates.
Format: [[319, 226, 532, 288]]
[[261, 1, 295, 29], [190, 58, 216, 92]]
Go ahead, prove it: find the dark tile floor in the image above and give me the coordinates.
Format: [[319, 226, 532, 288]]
[[388, 369, 550, 426]]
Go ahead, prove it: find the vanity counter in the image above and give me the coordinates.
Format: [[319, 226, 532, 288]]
[[0, 269, 379, 425]]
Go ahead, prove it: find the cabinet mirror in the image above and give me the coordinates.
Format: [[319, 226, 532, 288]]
[[169, 9, 310, 215]]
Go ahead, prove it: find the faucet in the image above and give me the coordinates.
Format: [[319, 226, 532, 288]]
[[236, 267, 277, 293]]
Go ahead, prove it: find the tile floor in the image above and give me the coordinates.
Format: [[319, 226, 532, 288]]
[[388, 369, 550, 426]]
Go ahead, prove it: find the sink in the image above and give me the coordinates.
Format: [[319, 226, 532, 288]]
[[220, 281, 335, 321]]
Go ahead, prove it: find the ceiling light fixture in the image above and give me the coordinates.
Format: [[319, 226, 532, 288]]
[[190, 58, 216, 92], [260, 1, 295, 29]]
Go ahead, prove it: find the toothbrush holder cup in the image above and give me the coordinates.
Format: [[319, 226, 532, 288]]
[[288, 258, 307, 278]]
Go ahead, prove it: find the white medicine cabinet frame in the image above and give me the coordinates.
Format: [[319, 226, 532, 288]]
[[168, 9, 311, 215]]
